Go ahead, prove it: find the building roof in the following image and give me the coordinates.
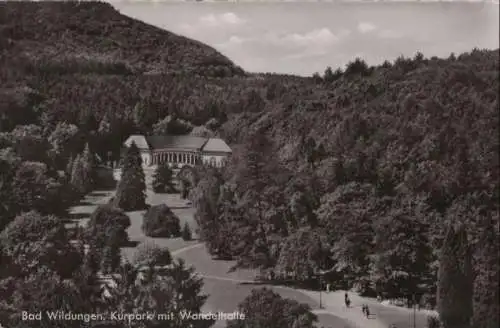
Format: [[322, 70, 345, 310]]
[[145, 135, 208, 151], [124, 135, 149, 150], [202, 138, 232, 153], [123, 134, 232, 153]]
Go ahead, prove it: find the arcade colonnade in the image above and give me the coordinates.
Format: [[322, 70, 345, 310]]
[[150, 151, 200, 166]]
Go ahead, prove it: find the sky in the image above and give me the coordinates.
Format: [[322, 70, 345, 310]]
[[112, 2, 499, 76]]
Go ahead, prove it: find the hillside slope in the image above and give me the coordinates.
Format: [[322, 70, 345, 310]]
[[0, 1, 498, 327], [0, 1, 244, 79]]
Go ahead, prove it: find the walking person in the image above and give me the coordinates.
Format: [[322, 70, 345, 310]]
[[361, 304, 367, 316], [344, 292, 351, 308], [365, 305, 371, 318]]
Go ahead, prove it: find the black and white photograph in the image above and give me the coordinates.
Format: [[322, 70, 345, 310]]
[[0, 1, 498, 328]]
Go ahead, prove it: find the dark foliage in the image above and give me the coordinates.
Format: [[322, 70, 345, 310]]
[[227, 288, 318, 328], [472, 217, 500, 328], [85, 204, 131, 249], [152, 162, 176, 193], [142, 204, 181, 238], [113, 142, 147, 211], [437, 224, 474, 328], [0, 211, 82, 279], [181, 222, 193, 241], [132, 241, 172, 268]]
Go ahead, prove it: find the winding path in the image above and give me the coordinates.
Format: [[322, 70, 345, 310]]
[[171, 243, 388, 328]]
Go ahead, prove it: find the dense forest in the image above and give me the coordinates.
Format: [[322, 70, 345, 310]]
[[0, 2, 498, 328]]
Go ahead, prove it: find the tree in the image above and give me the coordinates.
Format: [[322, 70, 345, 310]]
[[65, 154, 74, 180], [4, 267, 91, 328], [85, 204, 131, 252], [472, 217, 500, 328], [153, 115, 193, 136], [315, 183, 377, 286], [8, 124, 50, 163], [229, 133, 279, 269], [100, 226, 123, 274], [81, 142, 95, 193], [227, 288, 317, 328], [159, 258, 213, 328], [191, 125, 215, 138], [0, 150, 20, 230], [48, 122, 80, 168], [142, 204, 181, 238], [12, 161, 71, 216], [344, 57, 371, 76], [322, 66, 343, 83], [179, 178, 191, 199], [152, 163, 176, 193], [70, 154, 86, 195], [0, 211, 82, 279], [192, 170, 224, 253], [178, 165, 199, 198], [114, 141, 147, 211], [276, 228, 329, 282], [132, 101, 147, 131], [181, 222, 193, 241], [370, 204, 435, 304], [194, 195, 220, 252], [437, 224, 473, 328], [127, 253, 212, 328]]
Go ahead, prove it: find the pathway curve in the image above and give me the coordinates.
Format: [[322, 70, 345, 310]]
[[172, 245, 387, 328]]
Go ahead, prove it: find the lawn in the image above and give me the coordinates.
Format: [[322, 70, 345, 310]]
[[67, 188, 199, 261]]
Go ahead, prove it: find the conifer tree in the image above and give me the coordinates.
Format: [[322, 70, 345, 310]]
[[181, 222, 192, 241], [437, 224, 473, 328], [81, 143, 95, 192], [100, 232, 121, 275], [152, 163, 175, 193], [114, 142, 146, 211], [70, 154, 86, 195], [65, 155, 74, 180]]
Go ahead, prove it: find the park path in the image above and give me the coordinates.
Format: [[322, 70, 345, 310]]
[[172, 244, 388, 328]]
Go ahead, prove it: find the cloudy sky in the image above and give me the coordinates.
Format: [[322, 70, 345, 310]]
[[113, 2, 499, 76]]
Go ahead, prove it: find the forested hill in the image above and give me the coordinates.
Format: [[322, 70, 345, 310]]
[[0, 1, 244, 79], [0, 1, 499, 327]]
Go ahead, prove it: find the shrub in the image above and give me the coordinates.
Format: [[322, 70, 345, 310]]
[[142, 204, 181, 238], [132, 241, 172, 268]]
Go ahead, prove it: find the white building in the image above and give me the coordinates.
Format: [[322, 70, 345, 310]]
[[123, 135, 232, 168]]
